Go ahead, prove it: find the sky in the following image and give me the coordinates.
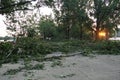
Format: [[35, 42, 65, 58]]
[[0, 6, 120, 37], [0, 15, 8, 37], [0, 7, 53, 37]]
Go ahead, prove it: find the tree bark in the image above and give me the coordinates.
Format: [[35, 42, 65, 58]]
[[80, 26, 83, 40], [95, 29, 99, 40]]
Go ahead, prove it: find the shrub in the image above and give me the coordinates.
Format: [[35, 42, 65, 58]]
[[0, 38, 53, 64], [16, 37, 52, 56], [0, 42, 13, 58], [90, 41, 120, 55]]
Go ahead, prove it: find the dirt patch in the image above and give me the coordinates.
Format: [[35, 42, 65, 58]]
[[0, 55, 120, 80]]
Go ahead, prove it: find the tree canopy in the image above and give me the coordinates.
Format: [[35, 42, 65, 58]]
[[88, 0, 120, 40], [0, 0, 33, 14], [1, 0, 120, 40]]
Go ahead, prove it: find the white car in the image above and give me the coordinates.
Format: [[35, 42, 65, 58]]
[[109, 37, 120, 40]]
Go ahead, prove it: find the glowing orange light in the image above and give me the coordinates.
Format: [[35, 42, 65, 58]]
[[98, 31, 106, 37]]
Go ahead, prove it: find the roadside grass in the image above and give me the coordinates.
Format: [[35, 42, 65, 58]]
[[0, 38, 120, 66]]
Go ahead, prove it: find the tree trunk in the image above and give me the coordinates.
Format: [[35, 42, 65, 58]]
[[105, 29, 109, 40], [66, 25, 70, 39], [80, 26, 83, 40], [95, 28, 100, 41]]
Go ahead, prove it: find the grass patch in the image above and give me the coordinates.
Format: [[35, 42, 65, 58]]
[[23, 60, 45, 70], [31, 64, 45, 70], [54, 73, 76, 78], [23, 71, 34, 78], [3, 62, 45, 75], [3, 68, 22, 75], [51, 60, 63, 67]]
